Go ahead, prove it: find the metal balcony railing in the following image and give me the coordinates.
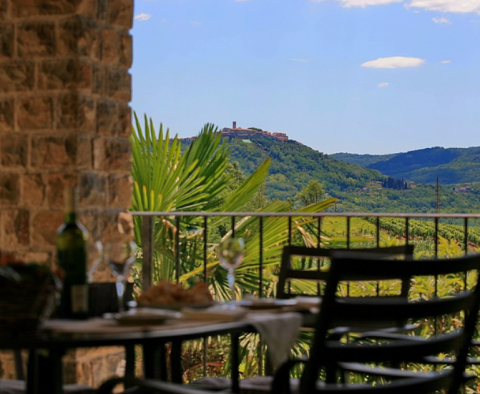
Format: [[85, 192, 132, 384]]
[[131, 211, 480, 291]]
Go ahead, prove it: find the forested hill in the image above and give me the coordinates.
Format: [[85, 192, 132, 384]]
[[226, 137, 385, 201], [331, 147, 480, 185], [224, 138, 480, 213]]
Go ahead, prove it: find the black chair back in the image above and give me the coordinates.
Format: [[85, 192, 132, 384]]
[[277, 245, 414, 299], [300, 252, 480, 394]]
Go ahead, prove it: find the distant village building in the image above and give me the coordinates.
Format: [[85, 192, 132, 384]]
[[221, 122, 288, 141], [453, 186, 472, 193]]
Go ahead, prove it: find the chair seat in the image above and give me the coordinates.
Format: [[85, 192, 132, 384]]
[[0, 379, 95, 394]]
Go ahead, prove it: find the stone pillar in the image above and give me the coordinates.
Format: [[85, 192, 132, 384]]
[[0, 0, 133, 262], [0, 0, 134, 387]]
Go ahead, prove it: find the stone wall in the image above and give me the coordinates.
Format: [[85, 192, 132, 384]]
[[0, 0, 133, 263], [0, 0, 134, 387]]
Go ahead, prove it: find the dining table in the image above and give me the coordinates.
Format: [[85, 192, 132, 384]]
[[0, 300, 316, 394]]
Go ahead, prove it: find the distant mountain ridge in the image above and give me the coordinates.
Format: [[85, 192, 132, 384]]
[[330, 147, 480, 185]]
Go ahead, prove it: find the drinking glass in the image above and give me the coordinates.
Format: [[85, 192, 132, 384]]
[[218, 237, 245, 302], [105, 241, 137, 313], [87, 240, 103, 283]]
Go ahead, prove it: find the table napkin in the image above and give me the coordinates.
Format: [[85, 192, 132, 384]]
[[246, 312, 302, 369]]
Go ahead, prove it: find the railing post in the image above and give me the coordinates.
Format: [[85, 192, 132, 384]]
[[142, 216, 154, 291]]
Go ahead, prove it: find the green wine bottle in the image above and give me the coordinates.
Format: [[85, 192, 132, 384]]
[[56, 188, 89, 319]]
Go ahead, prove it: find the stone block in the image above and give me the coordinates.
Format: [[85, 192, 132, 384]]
[[0, 0, 6, 19], [0, 173, 19, 205], [118, 104, 131, 138], [21, 174, 46, 207], [17, 96, 53, 130], [32, 209, 63, 248], [0, 99, 14, 132], [3, 209, 29, 247], [93, 137, 131, 172], [105, 69, 131, 102], [31, 135, 77, 169], [58, 17, 99, 58], [107, 174, 132, 209], [0, 24, 14, 60], [109, 0, 133, 29], [0, 62, 34, 92], [99, 28, 121, 66], [76, 134, 92, 169], [57, 93, 95, 130], [47, 173, 79, 208], [92, 64, 104, 94], [96, 100, 117, 135], [38, 59, 92, 90], [0, 134, 27, 167], [11, 0, 94, 17], [120, 33, 133, 69], [79, 172, 107, 208], [17, 22, 56, 57]]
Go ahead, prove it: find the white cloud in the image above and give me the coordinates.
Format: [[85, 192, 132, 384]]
[[432, 16, 451, 23], [309, 0, 480, 13], [440, 60, 452, 64], [406, 0, 480, 14], [134, 13, 151, 21], [379, 82, 390, 88], [190, 21, 201, 26], [361, 56, 426, 69], [291, 58, 309, 63]]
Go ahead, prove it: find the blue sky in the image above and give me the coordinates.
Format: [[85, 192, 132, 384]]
[[131, 0, 480, 155]]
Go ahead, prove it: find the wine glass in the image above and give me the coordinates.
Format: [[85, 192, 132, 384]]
[[218, 237, 245, 302], [105, 241, 137, 313], [86, 240, 103, 283]]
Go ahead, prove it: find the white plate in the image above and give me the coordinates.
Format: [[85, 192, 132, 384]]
[[111, 308, 179, 326]]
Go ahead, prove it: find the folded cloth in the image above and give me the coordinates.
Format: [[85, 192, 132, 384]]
[[246, 312, 302, 369]]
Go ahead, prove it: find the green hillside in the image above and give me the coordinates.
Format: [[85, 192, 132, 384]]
[[330, 152, 397, 167], [226, 137, 385, 201], [224, 137, 480, 213], [332, 147, 480, 185]]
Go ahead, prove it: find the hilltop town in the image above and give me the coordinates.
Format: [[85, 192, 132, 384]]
[[221, 122, 288, 141], [179, 122, 289, 142]]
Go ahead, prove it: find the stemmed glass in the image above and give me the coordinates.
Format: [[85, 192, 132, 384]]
[[105, 241, 137, 313], [218, 237, 245, 302], [86, 240, 103, 283]]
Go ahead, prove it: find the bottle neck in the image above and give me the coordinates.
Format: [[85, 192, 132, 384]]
[[64, 211, 77, 224]]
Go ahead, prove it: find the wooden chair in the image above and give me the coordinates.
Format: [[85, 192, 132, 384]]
[[277, 245, 414, 300]]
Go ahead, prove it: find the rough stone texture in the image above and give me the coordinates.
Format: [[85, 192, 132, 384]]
[[31, 135, 77, 168], [0, 134, 28, 168], [38, 59, 92, 90], [47, 173, 79, 208], [108, 174, 132, 209], [57, 93, 95, 130], [17, 96, 54, 130], [0, 99, 14, 132], [0, 173, 19, 206], [109, 0, 133, 29], [21, 174, 46, 207], [31, 209, 63, 247], [3, 209, 30, 248], [17, 22, 56, 57], [0, 0, 133, 385], [105, 69, 131, 102], [93, 138, 131, 172], [0, 62, 35, 92], [12, 0, 84, 17], [0, 24, 14, 60], [79, 172, 106, 208], [58, 17, 99, 58]]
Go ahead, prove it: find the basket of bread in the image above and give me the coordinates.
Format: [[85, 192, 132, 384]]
[[138, 280, 214, 309], [0, 253, 59, 331]]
